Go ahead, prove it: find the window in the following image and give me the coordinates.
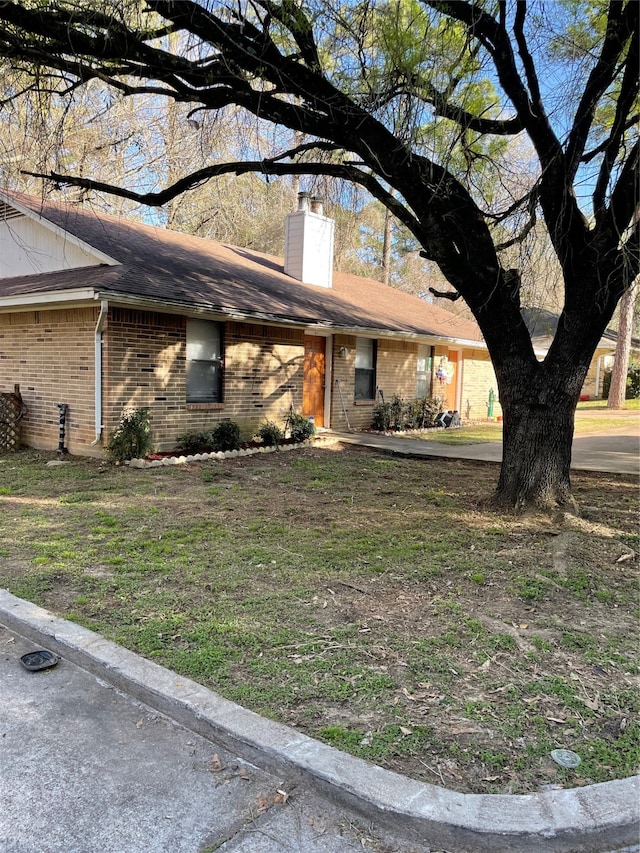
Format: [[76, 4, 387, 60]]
[[355, 337, 376, 400], [416, 344, 433, 398], [186, 319, 223, 403]]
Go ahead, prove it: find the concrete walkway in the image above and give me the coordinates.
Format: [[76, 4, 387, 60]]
[[327, 417, 640, 476], [1, 592, 638, 853]]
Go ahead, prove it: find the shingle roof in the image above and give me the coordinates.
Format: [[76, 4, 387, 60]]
[[0, 191, 484, 343]]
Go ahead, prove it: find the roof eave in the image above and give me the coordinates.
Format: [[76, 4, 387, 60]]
[[0, 287, 99, 311], [0, 286, 486, 349]]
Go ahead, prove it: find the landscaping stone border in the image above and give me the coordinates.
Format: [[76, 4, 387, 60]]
[[125, 434, 339, 468]]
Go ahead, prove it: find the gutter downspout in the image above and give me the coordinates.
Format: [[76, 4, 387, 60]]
[[91, 299, 108, 446]]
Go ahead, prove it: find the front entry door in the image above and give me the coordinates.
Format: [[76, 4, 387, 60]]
[[302, 335, 326, 427], [444, 350, 459, 411]]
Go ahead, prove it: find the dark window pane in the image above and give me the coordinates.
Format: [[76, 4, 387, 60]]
[[186, 360, 222, 403], [355, 368, 375, 400]]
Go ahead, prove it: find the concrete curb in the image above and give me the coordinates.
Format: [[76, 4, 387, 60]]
[[1, 589, 637, 853]]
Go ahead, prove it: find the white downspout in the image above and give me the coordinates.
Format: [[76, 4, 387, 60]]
[[595, 356, 602, 398], [90, 299, 108, 445]]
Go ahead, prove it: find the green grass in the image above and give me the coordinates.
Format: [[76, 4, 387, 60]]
[[0, 445, 637, 794], [577, 398, 640, 411], [406, 402, 639, 446]]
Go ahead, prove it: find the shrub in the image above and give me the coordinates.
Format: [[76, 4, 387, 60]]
[[287, 412, 315, 442], [176, 430, 212, 454], [602, 359, 640, 400], [255, 420, 283, 446], [411, 397, 443, 428], [629, 361, 640, 398], [107, 407, 153, 462], [371, 401, 393, 431], [389, 395, 404, 430], [211, 420, 241, 451], [371, 396, 442, 432]]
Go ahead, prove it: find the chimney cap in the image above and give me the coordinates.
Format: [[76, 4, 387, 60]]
[[297, 191, 311, 211]]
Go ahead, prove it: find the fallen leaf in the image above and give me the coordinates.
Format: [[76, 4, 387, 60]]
[[256, 795, 270, 813], [582, 691, 600, 711], [546, 716, 567, 724], [209, 754, 225, 772], [274, 789, 289, 804], [237, 766, 251, 781], [401, 687, 417, 701], [616, 553, 633, 563], [136, 719, 144, 729], [399, 726, 413, 736]]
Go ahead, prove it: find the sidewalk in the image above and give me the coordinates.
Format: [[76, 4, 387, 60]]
[[326, 422, 639, 476], [1, 591, 638, 853]]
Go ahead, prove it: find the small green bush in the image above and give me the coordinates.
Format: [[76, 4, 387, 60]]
[[371, 396, 442, 432], [211, 420, 241, 451], [287, 412, 315, 442], [176, 431, 212, 454], [629, 361, 640, 398], [411, 397, 443, 428], [255, 420, 283, 446], [371, 401, 393, 431], [389, 395, 404, 430], [107, 407, 153, 462]]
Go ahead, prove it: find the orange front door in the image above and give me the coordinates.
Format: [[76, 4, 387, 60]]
[[444, 350, 459, 410], [302, 335, 326, 426]]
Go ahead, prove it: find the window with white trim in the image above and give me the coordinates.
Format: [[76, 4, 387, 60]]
[[354, 337, 376, 400], [186, 319, 223, 403]]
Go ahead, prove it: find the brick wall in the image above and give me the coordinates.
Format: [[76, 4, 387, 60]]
[[459, 348, 502, 421], [0, 302, 511, 456], [104, 310, 305, 451], [376, 338, 419, 400], [0, 307, 98, 454], [330, 335, 420, 430]]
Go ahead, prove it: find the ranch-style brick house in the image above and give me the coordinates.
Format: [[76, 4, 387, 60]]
[[1, 189, 501, 457]]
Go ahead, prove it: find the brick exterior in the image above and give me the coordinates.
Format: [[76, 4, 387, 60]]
[[458, 348, 502, 421], [0, 307, 98, 454], [104, 310, 306, 450], [8, 303, 598, 458]]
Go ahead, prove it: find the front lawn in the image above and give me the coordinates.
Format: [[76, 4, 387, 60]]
[[0, 445, 637, 794]]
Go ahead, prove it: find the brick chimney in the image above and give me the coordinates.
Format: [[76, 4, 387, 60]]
[[284, 192, 334, 288]]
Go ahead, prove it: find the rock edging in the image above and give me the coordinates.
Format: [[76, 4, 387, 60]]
[[125, 434, 339, 469]]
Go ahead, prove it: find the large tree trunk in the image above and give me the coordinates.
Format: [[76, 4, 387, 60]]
[[492, 356, 590, 511], [495, 394, 577, 510]]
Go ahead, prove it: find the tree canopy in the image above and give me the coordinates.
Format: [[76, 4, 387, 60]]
[[0, 0, 637, 507]]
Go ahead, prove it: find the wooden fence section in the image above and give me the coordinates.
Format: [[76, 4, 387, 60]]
[[0, 386, 26, 451]]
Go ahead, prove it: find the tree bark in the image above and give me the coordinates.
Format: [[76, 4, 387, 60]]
[[495, 390, 577, 510], [607, 280, 637, 408]]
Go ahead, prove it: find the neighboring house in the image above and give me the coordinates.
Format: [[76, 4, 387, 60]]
[[0, 189, 499, 457], [522, 307, 635, 399]]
